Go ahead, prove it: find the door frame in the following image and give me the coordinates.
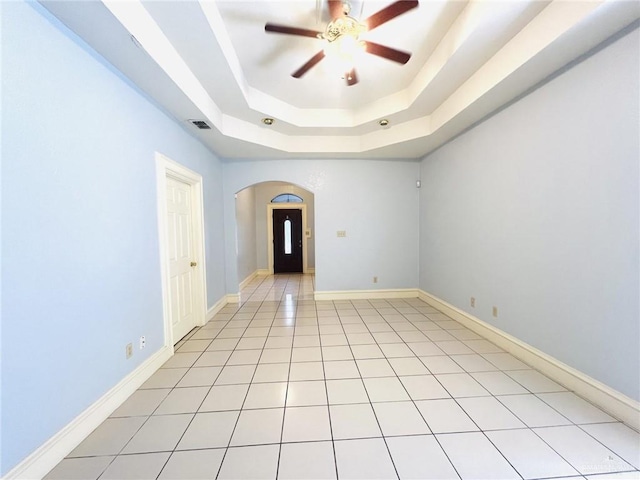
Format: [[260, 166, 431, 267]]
[[156, 152, 207, 348], [267, 204, 308, 274]]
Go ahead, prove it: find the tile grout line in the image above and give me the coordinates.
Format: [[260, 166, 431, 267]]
[[339, 298, 402, 480], [398, 299, 636, 478], [390, 299, 529, 480], [95, 323, 227, 479], [91, 310, 241, 479], [56, 275, 640, 480], [152, 312, 236, 479], [274, 274, 301, 480], [175, 301, 250, 478], [213, 275, 273, 480], [319, 299, 342, 480], [367, 299, 466, 480]]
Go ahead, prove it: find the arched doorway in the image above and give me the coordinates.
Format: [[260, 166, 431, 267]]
[[235, 181, 315, 286]]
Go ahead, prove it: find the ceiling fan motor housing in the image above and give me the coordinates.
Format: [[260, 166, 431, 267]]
[[322, 16, 364, 43]]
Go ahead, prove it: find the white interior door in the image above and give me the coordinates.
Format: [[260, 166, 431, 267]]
[[166, 177, 197, 343]]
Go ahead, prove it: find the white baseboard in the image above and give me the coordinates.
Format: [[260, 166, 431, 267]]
[[226, 293, 240, 304], [4, 346, 173, 480], [232, 270, 269, 307], [306, 268, 315, 274], [236, 269, 270, 297], [238, 271, 258, 290], [314, 288, 419, 301], [418, 290, 640, 431], [206, 294, 230, 322]]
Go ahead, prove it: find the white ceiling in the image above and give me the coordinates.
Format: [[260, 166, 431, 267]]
[[40, 0, 639, 160]]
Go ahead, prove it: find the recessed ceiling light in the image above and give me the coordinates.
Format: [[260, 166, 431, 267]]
[[262, 118, 274, 125], [379, 119, 389, 127]]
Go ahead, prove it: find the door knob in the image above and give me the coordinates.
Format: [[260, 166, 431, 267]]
[[190, 261, 197, 267]]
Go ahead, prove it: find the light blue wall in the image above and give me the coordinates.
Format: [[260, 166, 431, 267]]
[[419, 29, 640, 401], [235, 186, 258, 283], [1, 2, 226, 474], [223, 160, 420, 293]]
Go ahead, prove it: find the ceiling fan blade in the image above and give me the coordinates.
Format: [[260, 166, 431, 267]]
[[328, 0, 344, 19], [363, 0, 419, 31], [364, 41, 411, 64], [292, 51, 326, 78], [345, 68, 358, 86], [265, 23, 322, 38]]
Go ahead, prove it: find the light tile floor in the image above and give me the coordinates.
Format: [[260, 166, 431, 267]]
[[46, 274, 640, 479]]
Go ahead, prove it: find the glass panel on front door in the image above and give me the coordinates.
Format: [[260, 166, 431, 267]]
[[284, 219, 292, 254]]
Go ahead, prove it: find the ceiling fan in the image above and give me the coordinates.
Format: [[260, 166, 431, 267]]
[[265, 0, 419, 86]]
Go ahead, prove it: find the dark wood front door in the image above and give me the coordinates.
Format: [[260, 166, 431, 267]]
[[273, 209, 303, 273]]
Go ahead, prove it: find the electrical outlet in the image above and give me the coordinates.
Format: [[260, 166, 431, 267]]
[[373, 276, 378, 284], [139, 336, 146, 349], [337, 230, 346, 237], [492, 306, 498, 318], [126, 343, 133, 359], [470, 297, 475, 308]]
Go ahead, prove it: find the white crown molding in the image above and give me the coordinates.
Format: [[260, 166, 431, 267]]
[[99, 0, 631, 155]]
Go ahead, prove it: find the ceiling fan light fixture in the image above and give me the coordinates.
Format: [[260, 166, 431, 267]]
[[262, 117, 274, 126], [323, 32, 364, 55], [324, 37, 364, 74], [322, 15, 364, 44], [322, 17, 365, 77], [264, 0, 419, 86]]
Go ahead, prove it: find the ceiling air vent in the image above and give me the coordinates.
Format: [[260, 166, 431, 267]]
[[189, 120, 211, 130]]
